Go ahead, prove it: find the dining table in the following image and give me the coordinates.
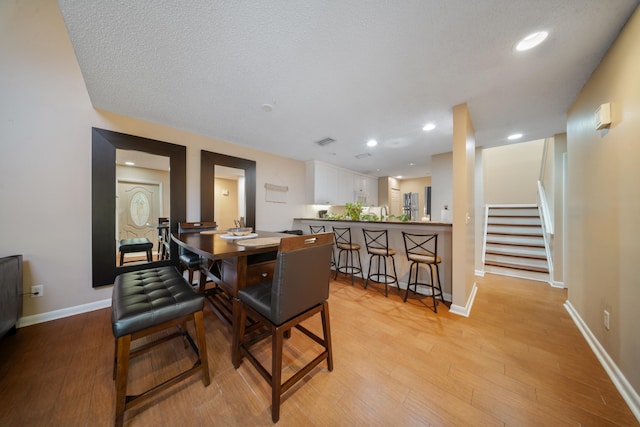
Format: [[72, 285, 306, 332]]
[[171, 229, 292, 363]]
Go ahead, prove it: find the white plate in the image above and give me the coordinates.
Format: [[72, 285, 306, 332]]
[[219, 233, 258, 240]]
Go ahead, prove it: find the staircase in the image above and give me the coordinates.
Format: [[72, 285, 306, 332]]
[[483, 205, 550, 283]]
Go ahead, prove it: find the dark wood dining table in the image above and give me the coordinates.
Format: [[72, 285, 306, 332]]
[[172, 230, 291, 363]]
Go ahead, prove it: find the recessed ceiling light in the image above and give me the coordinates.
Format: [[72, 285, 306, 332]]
[[508, 133, 523, 140], [422, 123, 436, 131], [367, 139, 378, 147], [124, 161, 135, 166], [409, 162, 415, 166], [396, 175, 403, 179], [261, 104, 273, 112], [515, 31, 548, 51]]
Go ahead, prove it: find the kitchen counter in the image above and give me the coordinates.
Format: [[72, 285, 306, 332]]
[[293, 217, 452, 226], [291, 218, 452, 300]]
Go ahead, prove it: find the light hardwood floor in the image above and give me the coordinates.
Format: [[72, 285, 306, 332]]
[[1, 273, 637, 426]]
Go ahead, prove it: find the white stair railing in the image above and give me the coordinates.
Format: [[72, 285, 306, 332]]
[[537, 138, 554, 282]]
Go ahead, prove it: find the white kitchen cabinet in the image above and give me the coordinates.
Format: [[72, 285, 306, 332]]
[[365, 176, 378, 205], [337, 169, 355, 204], [352, 173, 378, 206], [306, 160, 378, 205], [305, 160, 339, 204]]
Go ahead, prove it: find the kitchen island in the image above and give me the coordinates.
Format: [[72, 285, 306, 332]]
[[291, 218, 452, 300]]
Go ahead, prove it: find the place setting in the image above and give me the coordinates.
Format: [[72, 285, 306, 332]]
[[219, 227, 258, 240], [220, 219, 258, 240], [218, 221, 282, 247]]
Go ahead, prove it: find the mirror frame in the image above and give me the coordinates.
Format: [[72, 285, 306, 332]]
[[92, 127, 186, 287], [200, 150, 256, 228]]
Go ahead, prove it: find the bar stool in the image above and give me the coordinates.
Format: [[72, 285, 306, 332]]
[[111, 266, 210, 426], [401, 232, 444, 313], [157, 217, 170, 260], [332, 226, 364, 286], [118, 238, 153, 265], [362, 229, 399, 297], [309, 225, 335, 268]]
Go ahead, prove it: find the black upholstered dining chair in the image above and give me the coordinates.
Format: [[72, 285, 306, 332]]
[[177, 221, 218, 284], [233, 232, 334, 423]]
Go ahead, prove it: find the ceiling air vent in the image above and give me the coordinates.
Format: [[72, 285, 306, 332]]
[[314, 137, 336, 147], [355, 153, 371, 159]]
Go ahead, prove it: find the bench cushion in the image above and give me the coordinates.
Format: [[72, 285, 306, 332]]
[[111, 266, 203, 338], [119, 238, 153, 253]]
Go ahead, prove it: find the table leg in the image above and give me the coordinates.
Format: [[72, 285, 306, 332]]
[[231, 297, 242, 365]]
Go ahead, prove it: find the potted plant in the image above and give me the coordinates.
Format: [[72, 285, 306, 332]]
[[344, 202, 363, 221], [389, 213, 411, 222]]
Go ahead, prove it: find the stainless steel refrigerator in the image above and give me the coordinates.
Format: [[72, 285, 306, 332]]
[[402, 192, 419, 221]]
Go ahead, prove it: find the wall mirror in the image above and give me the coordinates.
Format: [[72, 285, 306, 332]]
[[116, 149, 170, 265], [92, 128, 186, 287], [213, 165, 246, 230], [200, 151, 256, 229]]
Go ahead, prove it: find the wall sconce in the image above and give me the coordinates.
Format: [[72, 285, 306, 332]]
[[595, 103, 611, 130]]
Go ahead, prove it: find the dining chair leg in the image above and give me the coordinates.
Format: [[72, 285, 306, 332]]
[[112, 339, 117, 380], [233, 304, 247, 369], [180, 322, 189, 348], [114, 335, 131, 427], [272, 327, 284, 423], [321, 302, 334, 371], [193, 310, 211, 385]]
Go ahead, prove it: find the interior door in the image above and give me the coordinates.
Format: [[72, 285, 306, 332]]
[[117, 181, 159, 249], [390, 187, 402, 216]]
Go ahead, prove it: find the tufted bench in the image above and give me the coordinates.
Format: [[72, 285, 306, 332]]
[[111, 266, 210, 427], [118, 237, 154, 265]]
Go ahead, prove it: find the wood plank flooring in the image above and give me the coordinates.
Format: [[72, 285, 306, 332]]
[[0, 273, 637, 426]]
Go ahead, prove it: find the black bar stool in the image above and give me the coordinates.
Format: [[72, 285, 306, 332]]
[[401, 232, 444, 312], [362, 229, 399, 297], [111, 266, 210, 426], [157, 217, 170, 260], [332, 226, 364, 286], [309, 225, 335, 268]]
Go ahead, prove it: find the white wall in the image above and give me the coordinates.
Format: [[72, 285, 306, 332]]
[[0, 0, 307, 319], [483, 139, 544, 205], [566, 6, 640, 402], [431, 152, 453, 222]]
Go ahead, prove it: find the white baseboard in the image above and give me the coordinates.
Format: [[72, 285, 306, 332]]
[[449, 282, 478, 317], [550, 279, 565, 288], [17, 298, 112, 328], [475, 269, 485, 277], [564, 300, 640, 422]]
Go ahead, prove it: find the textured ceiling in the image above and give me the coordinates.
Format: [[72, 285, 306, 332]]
[[58, 0, 638, 178]]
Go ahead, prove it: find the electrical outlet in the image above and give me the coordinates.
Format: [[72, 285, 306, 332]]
[[31, 285, 43, 298], [603, 309, 610, 330]]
